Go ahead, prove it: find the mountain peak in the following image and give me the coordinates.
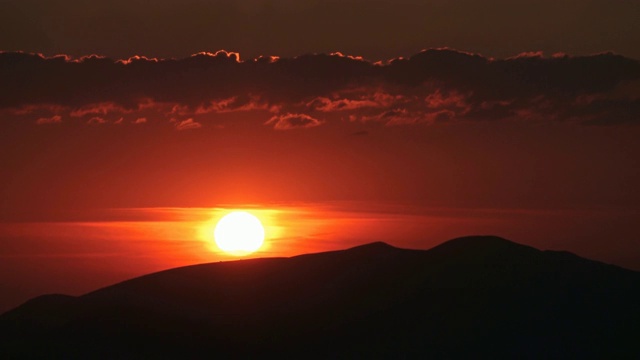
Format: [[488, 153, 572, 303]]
[[347, 241, 396, 250], [344, 241, 399, 254], [428, 235, 539, 258], [443, 235, 520, 247]]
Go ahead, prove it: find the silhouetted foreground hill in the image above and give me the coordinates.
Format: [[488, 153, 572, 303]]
[[1, 236, 639, 359]]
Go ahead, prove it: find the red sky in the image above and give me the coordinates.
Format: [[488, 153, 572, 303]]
[[1, 0, 640, 313]]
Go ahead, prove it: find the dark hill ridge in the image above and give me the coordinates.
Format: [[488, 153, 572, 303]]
[[1, 236, 639, 358]]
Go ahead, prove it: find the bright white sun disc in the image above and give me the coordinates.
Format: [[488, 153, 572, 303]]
[[214, 211, 265, 255]]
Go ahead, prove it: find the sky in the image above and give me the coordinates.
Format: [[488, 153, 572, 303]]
[[2, 0, 640, 60], [1, 0, 640, 312]]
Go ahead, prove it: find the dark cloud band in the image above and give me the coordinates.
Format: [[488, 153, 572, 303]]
[[1, 49, 639, 127]]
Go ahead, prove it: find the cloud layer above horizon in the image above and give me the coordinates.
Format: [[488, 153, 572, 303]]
[[2, 49, 639, 128]]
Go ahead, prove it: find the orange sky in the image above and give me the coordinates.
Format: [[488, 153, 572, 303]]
[[1, 52, 640, 311], [1, 203, 639, 313], [1, 0, 640, 314]]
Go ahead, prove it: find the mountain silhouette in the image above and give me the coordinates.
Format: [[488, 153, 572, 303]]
[[1, 236, 639, 358]]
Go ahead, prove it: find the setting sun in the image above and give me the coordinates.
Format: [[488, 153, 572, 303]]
[[214, 211, 265, 256]]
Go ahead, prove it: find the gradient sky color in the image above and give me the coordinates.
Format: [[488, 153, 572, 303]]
[[1, 0, 639, 313]]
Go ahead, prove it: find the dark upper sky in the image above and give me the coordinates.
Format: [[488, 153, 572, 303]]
[[2, 0, 639, 60]]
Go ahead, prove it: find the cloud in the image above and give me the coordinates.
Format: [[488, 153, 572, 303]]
[[35, 115, 62, 124], [133, 117, 147, 124], [355, 108, 454, 125], [266, 113, 324, 130], [87, 117, 107, 125], [70, 103, 128, 117], [307, 97, 381, 112], [1, 49, 639, 126], [193, 96, 277, 115], [174, 118, 201, 130]]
